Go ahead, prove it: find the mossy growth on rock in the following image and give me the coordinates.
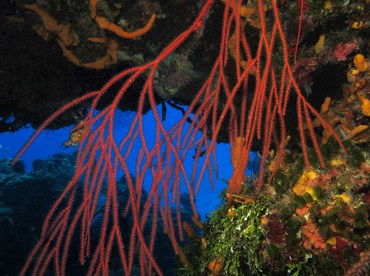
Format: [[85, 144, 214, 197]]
[[179, 139, 370, 275]]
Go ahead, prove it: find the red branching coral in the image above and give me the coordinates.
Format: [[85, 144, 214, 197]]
[[12, 0, 346, 274]]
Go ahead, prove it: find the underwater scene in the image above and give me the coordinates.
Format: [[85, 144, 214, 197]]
[[0, 0, 370, 275]]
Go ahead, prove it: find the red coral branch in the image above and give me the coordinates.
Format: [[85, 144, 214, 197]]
[[13, 0, 347, 274]]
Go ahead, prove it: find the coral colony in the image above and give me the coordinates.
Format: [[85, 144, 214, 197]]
[[10, 0, 370, 275]]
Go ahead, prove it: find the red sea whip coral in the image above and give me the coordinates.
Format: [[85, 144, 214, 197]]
[[13, 1, 346, 275]]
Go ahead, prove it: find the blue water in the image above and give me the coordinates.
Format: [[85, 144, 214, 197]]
[[0, 105, 258, 219]]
